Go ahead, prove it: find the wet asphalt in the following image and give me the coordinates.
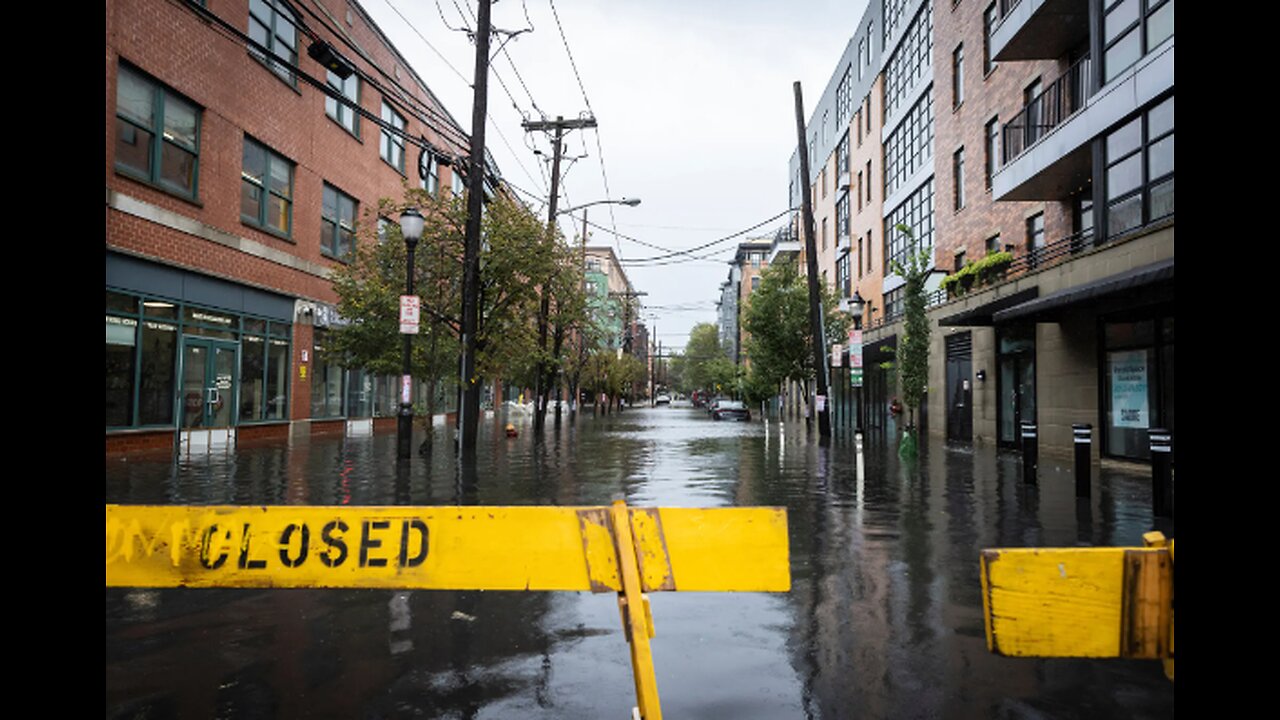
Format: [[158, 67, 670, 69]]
[[106, 403, 1175, 719]]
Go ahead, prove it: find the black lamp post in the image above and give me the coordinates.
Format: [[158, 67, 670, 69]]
[[849, 291, 865, 433], [397, 207, 425, 460]]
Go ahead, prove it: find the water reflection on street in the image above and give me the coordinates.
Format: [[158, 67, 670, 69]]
[[106, 405, 1174, 718]]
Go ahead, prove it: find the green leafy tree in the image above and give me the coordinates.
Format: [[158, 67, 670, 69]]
[[682, 323, 727, 393], [327, 186, 554, 448], [889, 224, 932, 455], [741, 258, 850, 414]]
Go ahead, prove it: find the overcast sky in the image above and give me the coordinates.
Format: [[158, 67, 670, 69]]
[[363, 0, 869, 353]]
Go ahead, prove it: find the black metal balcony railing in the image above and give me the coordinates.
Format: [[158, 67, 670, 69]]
[[1001, 54, 1093, 165], [862, 227, 1102, 332]]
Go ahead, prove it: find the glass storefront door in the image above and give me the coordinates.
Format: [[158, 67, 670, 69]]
[[181, 339, 238, 428], [997, 327, 1036, 448]]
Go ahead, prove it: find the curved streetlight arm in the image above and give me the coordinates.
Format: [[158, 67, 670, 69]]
[[556, 197, 641, 216]]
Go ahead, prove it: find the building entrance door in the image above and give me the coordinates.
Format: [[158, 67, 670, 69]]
[[945, 333, 973, 442], [997, 327, 1036, 448], [181, 339, 238, 428]]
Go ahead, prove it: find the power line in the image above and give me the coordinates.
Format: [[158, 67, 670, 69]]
[[620, 208, 796, 264]]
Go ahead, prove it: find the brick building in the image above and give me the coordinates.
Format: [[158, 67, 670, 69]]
[[106, 0, 481, 455], [788, 0, 1173, 458]]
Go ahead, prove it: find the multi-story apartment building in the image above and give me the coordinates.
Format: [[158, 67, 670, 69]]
[[716, 272, 740, 363], [106, 0, 480, 455], [733, 240, 774, 367], [924, 0, 1173, 459], [583, 246, 638, 352], [788, 0, 1172, 458]]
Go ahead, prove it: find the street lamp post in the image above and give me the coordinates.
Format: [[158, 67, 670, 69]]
[[848, 291, 865, 434], [397, 208, 425, 461]]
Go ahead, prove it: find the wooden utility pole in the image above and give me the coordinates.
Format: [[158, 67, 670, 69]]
[[522, 115, 597, 435], [793, 81, 831, 438], [458, 0, 493, 454]]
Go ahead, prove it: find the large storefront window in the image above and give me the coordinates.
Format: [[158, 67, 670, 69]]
[[1103, 313, 1173, 460], [106, 289, 289, 429], [240, 319, 291, 422], [311, 330, 346, 418], [107, 291, 179, 428]]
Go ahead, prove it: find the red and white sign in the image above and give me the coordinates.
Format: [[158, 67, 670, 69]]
[[400, 295, 420, 334]]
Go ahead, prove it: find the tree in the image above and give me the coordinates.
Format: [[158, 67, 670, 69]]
[[741, 258, 850, 415], [327, 186, 555, 450], [890, 224, 932, 456], [682, 323, 728, 393]]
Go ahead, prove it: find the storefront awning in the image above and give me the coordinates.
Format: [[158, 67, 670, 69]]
[[937, 288, 1040, 327], [992, 258, 1174, 324]]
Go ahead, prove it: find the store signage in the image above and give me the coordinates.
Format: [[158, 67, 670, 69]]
[[1110, 351, 1149, 429], [400, 295, 420, 335]]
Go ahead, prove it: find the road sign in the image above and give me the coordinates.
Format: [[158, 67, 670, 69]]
[[849, 329, 863, 387], [399, 295, 420, 334]]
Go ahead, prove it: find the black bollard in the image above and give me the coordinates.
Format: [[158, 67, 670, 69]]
[[1148, 428, 1173, 517], [1021, 421, 1038, 484], [1073, 424, 1092, 498]]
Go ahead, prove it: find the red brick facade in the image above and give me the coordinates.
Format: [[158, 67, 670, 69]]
[[933, 1, 1074, 269], [107, 0, 470, 449]]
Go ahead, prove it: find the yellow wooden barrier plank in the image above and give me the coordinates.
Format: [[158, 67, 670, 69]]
[[105, 505, 789, 593], [981, 546, 1171, 659]]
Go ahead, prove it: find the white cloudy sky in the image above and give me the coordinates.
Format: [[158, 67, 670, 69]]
[[363, 0, 868, 351]]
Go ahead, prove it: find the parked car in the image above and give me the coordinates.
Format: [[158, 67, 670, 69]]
[[712, 400, 751, 422], [655, 394, 671, 405]]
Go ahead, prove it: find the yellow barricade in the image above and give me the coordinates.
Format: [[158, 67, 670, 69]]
[[980, 531, 1174, 681], [106, 500, 791, 719]]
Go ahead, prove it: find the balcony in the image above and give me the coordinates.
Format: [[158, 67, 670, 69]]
[[991, 0, 1090, 62], [768, 225, 801, 263], [994, 40, 1173, 201]]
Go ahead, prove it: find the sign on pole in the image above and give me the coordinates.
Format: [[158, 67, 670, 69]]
[[831, 344, 843, 368], [849, 329, 864, 388], [399, 295, 420, 334]]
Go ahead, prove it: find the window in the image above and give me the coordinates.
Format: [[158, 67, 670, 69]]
[[451, 166, 465, 196], [884, 2, 933, 118], [419, 149, 439, 196], [821, 168, 828, 198], [822, 111, 829, 145], [241, 137, 293, 236], [837, 253, 851, 297], [1026, 212, 1044, 265], [866, 160, 872, 203], [884, 178, 935, 275], [867, 95, 873, 134], [953, 147, 966, 211], [248, 0, 298, 84], [751, 276, 761, 291], [837, 132, 850, 177], [325, 70, 360, 137], [1024, 78, 1043, 145], [857, 110, 863, 145], [983, 3, 998, 75], [240, 321, 291, 422], [836, 193, 850, 242], [884, 91, 934, 197], [115, 64, 200, 198], [857, 171, 864, 211], [381, 101, 406, 173], [821, 217, 828, 251], [884, 286, 904, 321], [836, 65, 854, 126], [106, 292, 177, 428], [953, 44, 964, 108], [322, 184, 358, 261], [858, 236, 864, 277], [1105, 95, 1174, 235], [985, 116, 1000, 188], [311, 329, 346, 418], [859, 39, 866, 80], [986, 234, 1001, 255], [1104, 0, 1174, 83], [954, 251, 966, 273]]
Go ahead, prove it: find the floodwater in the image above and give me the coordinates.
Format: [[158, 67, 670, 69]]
[[106, 404, 1174, 719]]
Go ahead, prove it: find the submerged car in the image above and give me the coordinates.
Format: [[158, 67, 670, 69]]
[[712, 400, 750, 421], [655, 394, 671, 405]]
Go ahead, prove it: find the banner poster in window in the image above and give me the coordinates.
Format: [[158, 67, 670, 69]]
[[1110, 350, 1149, 429]]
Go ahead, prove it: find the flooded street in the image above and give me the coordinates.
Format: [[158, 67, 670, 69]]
[[106, 405, 1174, 718]]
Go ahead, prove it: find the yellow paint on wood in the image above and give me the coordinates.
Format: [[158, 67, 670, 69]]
[[106, 505, 790, 594], [981, 546, 1173, 659], [611, 500, 663, 720]]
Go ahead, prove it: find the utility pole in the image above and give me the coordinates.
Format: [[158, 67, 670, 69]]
[[794, 81, 831, 438], [650, 322, 656, 406], [523, 115, 597, 435], [458, 0, 492, 455]]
